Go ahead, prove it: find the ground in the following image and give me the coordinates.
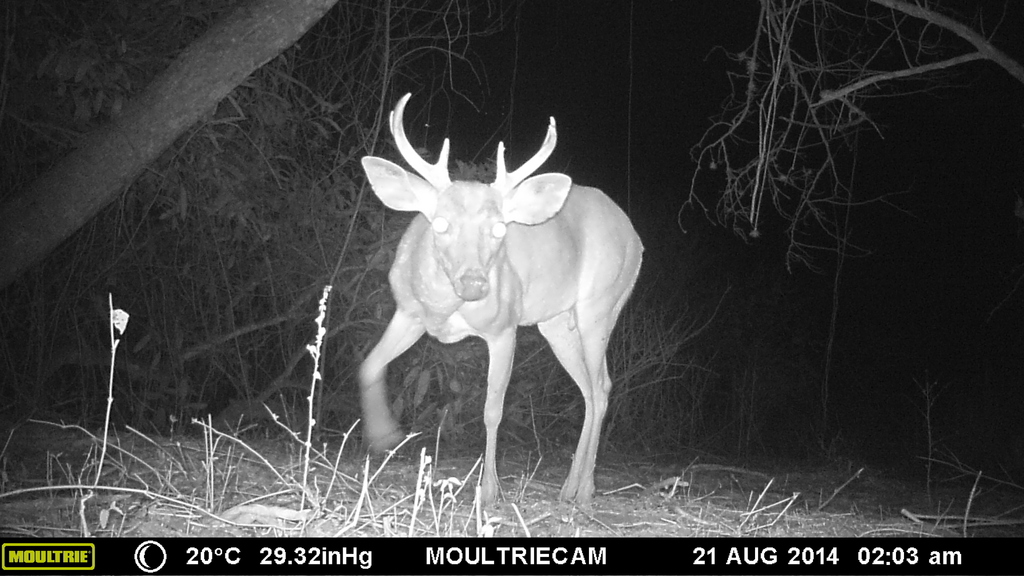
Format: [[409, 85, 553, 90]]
[[1, 420, 1021, 538]]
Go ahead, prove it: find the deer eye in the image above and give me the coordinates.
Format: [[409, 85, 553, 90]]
[[432, 217, 450, 234], [491, 222, 507, 239]]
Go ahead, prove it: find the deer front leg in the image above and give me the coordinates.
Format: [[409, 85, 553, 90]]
[[359, 308, 425, 451], [480, 329, 517, 504]]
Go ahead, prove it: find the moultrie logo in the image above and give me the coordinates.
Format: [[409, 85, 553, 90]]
[[2, 542, 95, 570]]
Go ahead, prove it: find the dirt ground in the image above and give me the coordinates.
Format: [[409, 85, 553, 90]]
[[2, 420, 1022, 538]]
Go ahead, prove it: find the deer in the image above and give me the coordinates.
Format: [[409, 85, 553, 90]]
[[358, 93, 643, 506]]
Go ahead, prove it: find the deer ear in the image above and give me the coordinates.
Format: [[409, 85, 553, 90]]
[[362, 156, 438, 217], [502, 173, 572, 225]]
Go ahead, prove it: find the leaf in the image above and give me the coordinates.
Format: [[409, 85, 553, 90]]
[[392, 396, 405, 421], [74, 56, 93, 83], [110, 309, 129, 335], [413, 368, 430, 408]]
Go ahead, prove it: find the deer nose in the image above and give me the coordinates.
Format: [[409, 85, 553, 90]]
[[456, 273, 489, 301]]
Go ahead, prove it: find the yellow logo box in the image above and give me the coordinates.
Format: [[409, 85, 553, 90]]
[[2, 543, 95, 570]]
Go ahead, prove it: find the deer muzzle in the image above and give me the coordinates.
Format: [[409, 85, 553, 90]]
[[455, 272, 489, 301]]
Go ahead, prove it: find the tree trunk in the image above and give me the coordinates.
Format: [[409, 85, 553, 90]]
[[0, 0, 339, 289]]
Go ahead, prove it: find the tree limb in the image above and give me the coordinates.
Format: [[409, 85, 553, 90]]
[[818, 52, 985, 105], [868, 0, 1024, 87]]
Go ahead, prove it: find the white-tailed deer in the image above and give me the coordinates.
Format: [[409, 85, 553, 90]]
[[359, 93, 643, 505]]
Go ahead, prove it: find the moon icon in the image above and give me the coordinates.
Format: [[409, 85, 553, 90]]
[[134, 540, 167, 573]]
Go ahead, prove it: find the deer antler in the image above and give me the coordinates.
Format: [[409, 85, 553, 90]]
[[493, 117, 557, 192], [390, 93, 452, 190]]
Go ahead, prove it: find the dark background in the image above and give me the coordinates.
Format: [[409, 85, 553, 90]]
[[2, 0, 1022, 481], [428, 0, 1024, 473]]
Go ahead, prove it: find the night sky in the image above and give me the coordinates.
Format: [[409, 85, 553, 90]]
[[411, 0, 1024, 472]]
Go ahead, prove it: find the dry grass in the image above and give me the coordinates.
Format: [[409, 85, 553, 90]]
[[3, 290, 1023, 538]]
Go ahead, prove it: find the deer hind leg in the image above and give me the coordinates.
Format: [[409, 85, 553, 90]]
[[359, 308, 425, 451], [537, 307, 616, 505], [480, 329, 517, 504]]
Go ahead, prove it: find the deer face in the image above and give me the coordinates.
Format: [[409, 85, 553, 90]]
[[360, 93, 571, 302], [429, 182, 507, 301]]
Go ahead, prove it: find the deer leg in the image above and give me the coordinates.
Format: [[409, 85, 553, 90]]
[[538, 310, 593, 504], [359, 308, 425, 451], [574, 357, 611, 503], [538, 308, 617, 505], [480, 329, 517, 504]]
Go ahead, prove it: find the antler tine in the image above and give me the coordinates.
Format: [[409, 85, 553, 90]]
[[493, 117, 557, 191], [389, 93, 452, 190]]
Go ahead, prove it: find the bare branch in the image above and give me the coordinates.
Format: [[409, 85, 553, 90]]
[[687, 0, 1023, 269], [818, 52, 985, 105], [869, 0, 1024, 86]]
